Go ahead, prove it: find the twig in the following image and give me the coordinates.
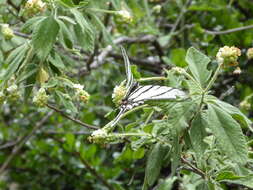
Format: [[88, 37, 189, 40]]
[[40, 130, 91, 135], [204, 24, 253, 35], [181, 157, 206, 179], [46, 104, 98, 130], [0, 138, 21, 150], [13, 30, 30, 39], [167, 0, 192, 43], [0, 111, 53, 175]]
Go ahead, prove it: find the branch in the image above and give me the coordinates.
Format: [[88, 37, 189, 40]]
[[0, 111, 53, 175], [78, 35, 157, 75], [41, 130, 91, 135], [181, 157, 206, 179], [167, 0, 193, 41], [204, 24, 253, 35], [46, 104, 98, 130]]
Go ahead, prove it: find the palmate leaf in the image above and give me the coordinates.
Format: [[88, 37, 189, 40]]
[[206, 104, 248, 164], [185, 47, 212, 88], [32, 16, 59, 60]]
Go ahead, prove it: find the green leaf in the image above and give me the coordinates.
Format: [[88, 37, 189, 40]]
[[64, 133, 75, 152], [171, 135, 181, 175], [185, 47, 211, 87], [157, 177, 177, 190], [216, 171, 242, 181], [145, 143, 168, 187], [48, 53, 66, 71], [207, 96, 252, 131], [32, 16, 59, 60], [190, 113, 208, 157], [71, 9, 95, 52], [56, 18, 74, 49], [220, 175, 253, 188], [170, 48, 187, 67], [21, 16, 46, 33], [131, 65, 141, 79], [16, 63, 38, 83], [55, 90, 78, 115], [206, 104, 248, 164], [2, 43, 30, 83]]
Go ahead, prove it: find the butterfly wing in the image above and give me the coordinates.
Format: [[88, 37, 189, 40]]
[[127, 85, 186, 104], [120, 46, 134, 97]]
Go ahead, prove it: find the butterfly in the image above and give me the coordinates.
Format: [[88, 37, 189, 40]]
[[108, 47, 187, 127]]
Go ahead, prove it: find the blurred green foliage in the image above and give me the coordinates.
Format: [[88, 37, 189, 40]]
[[0, 0, 253, 189]]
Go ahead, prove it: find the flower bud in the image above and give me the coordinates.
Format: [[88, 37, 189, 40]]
[[112, 82, 127, 106], [1, 24, 14, 40], [116, 10, 133, 23], [33, 88, 49, 107], [37, 67, 49, 84], [24, 0, 46, 16], [216, 46, 241, 66], [246, 48, 253, 60]]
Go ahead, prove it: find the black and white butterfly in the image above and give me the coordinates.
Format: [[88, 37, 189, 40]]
[[109, 47, 187, 127]]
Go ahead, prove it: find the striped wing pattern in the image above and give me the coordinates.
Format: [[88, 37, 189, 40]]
[[121, 85, 186, 111]]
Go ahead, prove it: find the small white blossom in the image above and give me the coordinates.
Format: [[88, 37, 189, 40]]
[[7, 84, 18, 94], [25, 0, 46, 16], [33, 88, 49, 107], [89, 129, 108, 143], [73, 84, 90, 103], [73, 83, 84, 90], [117, 10, 133, 23], [1, 24, 14, 40]]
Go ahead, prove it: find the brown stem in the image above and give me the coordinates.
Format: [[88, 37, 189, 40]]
[[46, 104, 98, 130], [181, 157, 206, 179]]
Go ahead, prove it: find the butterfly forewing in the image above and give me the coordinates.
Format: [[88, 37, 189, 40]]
[[128, 85, 186, 103]]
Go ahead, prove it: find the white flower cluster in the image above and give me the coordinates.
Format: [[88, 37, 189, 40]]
[[33, 88, 49, 107], [89, 129, 108, 144], [25, 0, 46, 16], [6, 84, 20, 101], [116, 10, 133, 23], [112, 82, 127, 106], [73, 84, 90, 103], [1, 24, 14, 40], [216, 46, 241, 66]]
